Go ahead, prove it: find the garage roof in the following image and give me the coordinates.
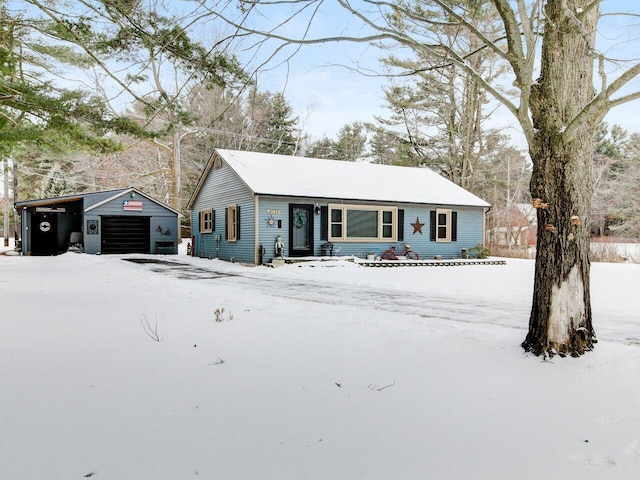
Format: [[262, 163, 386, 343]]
[[15, 187, 181, 215]]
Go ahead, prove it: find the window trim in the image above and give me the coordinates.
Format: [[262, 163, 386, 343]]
[[435, 208, 451, 243], [227, 204, 238, 242], [328, 203, 397, 242], [200, 208, 213, 233]]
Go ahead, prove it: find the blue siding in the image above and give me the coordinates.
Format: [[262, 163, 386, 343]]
[[401, 206, 484, 259], [254, 197, 486, 261], [256, 198, 291, 261], [83, 190, 127, 209], [191, 161, 255, 262], [83, 193, 178, 254]]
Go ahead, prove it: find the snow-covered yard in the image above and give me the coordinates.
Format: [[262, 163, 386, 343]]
[[1, 241, 640, 479]]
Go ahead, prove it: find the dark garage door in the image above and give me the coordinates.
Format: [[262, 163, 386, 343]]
[[101, 216, 150, 254]]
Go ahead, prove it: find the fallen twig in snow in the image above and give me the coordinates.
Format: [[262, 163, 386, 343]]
[[369, 379, 396, 391], [139, 313, 162, 342], [208, 357, 225, 366]]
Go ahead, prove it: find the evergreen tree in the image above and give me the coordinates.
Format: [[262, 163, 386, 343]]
[[593, 124, 640, 238], [248, 90, 299, 155], [306, 122, 367, 161], [306, 136, 338, 159], [334, 122, 367, 162]]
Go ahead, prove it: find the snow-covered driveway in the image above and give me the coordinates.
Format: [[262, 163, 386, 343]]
[[125, 255, 638, 347]]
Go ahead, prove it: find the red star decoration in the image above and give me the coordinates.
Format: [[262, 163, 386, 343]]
[[411, 217, 425, 234]]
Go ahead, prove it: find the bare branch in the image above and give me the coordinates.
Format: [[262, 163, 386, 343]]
[[375, 379, 396, 391], [564, 60, 640, 143], [139, 313, 162, 341], [606, 90, 640, 109], [27, 0, 155, 111], [605, 61, 640, 100]]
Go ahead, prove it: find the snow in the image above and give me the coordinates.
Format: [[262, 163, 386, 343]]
[[2, 240, 640, 479], [210, 149, 491, 207]]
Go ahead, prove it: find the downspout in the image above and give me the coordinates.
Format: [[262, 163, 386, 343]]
[[254, 196, 260, 265], [484, 206, 491, 246]]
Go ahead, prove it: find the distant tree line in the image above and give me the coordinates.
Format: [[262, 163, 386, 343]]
[[1, 0, 638, 242]]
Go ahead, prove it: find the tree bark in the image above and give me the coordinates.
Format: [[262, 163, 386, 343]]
[[523, 0, 598, 357]]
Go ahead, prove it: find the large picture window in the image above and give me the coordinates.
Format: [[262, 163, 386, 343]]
[[200, 208, 213, 233], [328, 204, 397, 242]]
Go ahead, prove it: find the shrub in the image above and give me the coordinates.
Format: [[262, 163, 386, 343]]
[[468, 244, 490, 259]]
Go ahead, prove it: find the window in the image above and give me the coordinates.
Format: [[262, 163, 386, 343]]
[[200, 208, 213, 233], [330, 208, 343, 238], [431, 208, 457, 242], [382, 210, 394, 238], [328, 204, 397, 242], [437, 210, 450, 241], [226, 204, 239, 242]]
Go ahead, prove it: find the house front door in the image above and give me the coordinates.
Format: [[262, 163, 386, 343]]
[[289, 204, 314, 257]]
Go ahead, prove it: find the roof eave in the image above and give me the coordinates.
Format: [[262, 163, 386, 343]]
[[254, 192, 490, 208]]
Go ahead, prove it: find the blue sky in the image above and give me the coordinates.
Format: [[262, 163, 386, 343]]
[[223, 0, 640, 148], [211, 1, 390, 142]]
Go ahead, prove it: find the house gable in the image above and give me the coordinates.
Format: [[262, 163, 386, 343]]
[[189, 152, 256, 262]]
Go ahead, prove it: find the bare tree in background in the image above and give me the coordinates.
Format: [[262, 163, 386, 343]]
[[374, 1, 510, 192]]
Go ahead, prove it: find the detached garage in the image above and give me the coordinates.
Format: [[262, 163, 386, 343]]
[[15, 187, 180, 256]]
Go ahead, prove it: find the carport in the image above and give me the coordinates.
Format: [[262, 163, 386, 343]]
[[15, 187, 180, 256]]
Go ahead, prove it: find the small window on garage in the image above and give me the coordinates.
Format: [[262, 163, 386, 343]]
[[200, 208, 213, 233]]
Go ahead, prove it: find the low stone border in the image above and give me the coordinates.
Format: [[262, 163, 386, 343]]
[[360, 259, 507, 267]]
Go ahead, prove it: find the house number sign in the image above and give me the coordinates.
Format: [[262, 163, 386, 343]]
[[266, 209, 281, 228]]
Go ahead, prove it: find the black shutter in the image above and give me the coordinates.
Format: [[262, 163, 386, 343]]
[[236, 206, 241, 240], [320, 206, 328, 240], [451, 211, 457, 242], [430, 210, 436, 241], [397, 209, 404, 241], [225, 208, 228, 240], [212, 209, 216, 231]]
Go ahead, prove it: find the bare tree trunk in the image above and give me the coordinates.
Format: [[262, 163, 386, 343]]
[[523, 0, 598, 357], [172, 129, 181, 213], [3, 158, 9, 247], [13, 159, 19, 243]]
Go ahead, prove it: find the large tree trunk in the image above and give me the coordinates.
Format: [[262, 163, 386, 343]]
[[523, 0, 598, 357]]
